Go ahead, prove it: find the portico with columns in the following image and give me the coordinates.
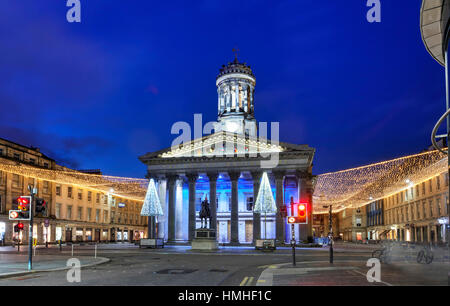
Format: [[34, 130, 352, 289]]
[[139, 57, 315, 246]]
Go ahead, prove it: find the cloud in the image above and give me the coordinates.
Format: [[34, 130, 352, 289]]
[[0, 125, 114, 169]]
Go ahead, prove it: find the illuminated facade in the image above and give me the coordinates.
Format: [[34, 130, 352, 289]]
[[332, 171, 450, 244], [139, 59, 316, 245], [0, 137, 147, 245]]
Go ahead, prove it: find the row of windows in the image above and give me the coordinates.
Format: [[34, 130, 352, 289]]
[[56, 185, 141, 211], [55, 204, 145, 225], [0, 147, 50, 168], [385, 173, 449, 209], [385, 196, 449, 225]]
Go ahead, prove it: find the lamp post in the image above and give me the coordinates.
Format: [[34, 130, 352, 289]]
[[323, 204, 333, 264]]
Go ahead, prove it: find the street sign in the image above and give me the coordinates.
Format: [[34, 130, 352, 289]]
[[9, 210, 19, 220]]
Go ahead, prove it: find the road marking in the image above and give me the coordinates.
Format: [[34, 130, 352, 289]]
[[352, 269, 393, 286], [246, 277, 254, 286], [257, 279, 266, 283], [240, 276, 249, 286]]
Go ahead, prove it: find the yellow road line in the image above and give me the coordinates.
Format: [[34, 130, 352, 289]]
[[240, 276, 249, 286], [246, 277, 254, 286]]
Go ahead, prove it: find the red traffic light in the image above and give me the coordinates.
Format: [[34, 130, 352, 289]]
[[297, 202, 308, 224], [17, 196, 31, 211], [17, 223, 24, 230]]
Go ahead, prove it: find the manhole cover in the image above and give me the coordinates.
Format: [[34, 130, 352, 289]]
[[209, 269, 228, 273], [156, 269, 197, 274]]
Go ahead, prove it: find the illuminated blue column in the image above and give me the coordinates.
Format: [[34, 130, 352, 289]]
[[251, 171, 262, 243], [166, 174, 178, 242], [187, 173, 198, 241], [207, 172, 219, 232], [274, 171, 285, 244], [229, 171, 240, 245]]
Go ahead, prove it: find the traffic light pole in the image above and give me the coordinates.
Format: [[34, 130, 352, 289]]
[[291, 223, 296, 266], [27, 185, 35, 271]]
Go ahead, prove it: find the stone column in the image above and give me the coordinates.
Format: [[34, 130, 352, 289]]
[[297, 171, 314, 242], [166, 175, 178, 243], [251, 171, 262, 244], [187, 173, 198, 241], [274, 171, 285, 244], [207, 172, 219, 231], [229, 172, 240, 245]]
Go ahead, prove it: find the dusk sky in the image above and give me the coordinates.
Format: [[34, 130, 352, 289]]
[[0, 0, 446, 178]]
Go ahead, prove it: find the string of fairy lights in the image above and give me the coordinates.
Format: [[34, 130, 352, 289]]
[[0, 162, 148, 202], [313, 150, 448, 214], [1, 149, 448, 212]]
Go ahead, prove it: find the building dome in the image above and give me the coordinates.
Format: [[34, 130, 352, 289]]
[[214, 57, 257, 137], [216, 58, 255, 80]]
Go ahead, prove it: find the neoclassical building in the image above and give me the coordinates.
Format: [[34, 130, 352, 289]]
[[139, 58, 316, 245]]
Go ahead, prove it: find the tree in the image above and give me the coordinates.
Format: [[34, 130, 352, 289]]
[[253, 172, 277, 239]]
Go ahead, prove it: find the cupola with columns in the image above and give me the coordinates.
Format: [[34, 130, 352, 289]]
[[214, 56, 257, 137]]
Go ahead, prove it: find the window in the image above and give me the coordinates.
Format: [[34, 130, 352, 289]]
[[246, 196, 254, 211], [416, 186, 419, 197], [43, 181, 49, 194], [422, 182, 426, 195], [437, 176, 441, 190], [0, 148, 3, 155], [78, 189, 83, 200], [111, 211, 115, 223], [96, 209, 100, 222], [446, 173, 449, 187], [29, 158, 35, 164], [437, 198, 441, 216], [68, 187, 73, 198], [77, 207, 82, 220], [96, 193, 100, 204], [103, 211, 108, 223], [87, 208, 92, 222], [67, 206, 73, 219], [43, 162, 49, 168], [429, 200, 434, 217], [56, 185, 61, 196], [13, 153, 20, 159], [429, 180, 433, 193], [12, 174, 20, 188], [55, 203, 61, 219], [88, 191, 92, 202]]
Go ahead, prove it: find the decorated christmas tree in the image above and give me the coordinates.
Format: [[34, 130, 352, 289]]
[[253, 172, 277, 239], [140, 179, 163, 217]]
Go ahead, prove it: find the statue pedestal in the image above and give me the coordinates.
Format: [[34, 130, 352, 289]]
[[191, 229, 218, 251]]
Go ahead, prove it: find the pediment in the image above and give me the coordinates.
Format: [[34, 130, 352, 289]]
[[139, 131, 313, 161]]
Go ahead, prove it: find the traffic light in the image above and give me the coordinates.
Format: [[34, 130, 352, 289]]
[[297, 202, 308, 224], [35, 198, 46, 215], [9, 196, 31, 220], [17, 196, 31, 219], [17, 223, 24, 230], [14, 224, 19, 233]]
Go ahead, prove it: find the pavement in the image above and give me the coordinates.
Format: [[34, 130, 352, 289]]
[[0, 242, 448, 286], [0, 253, 110, 279]]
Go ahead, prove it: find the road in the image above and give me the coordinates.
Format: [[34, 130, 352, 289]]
[[0, 243, 448, 286]]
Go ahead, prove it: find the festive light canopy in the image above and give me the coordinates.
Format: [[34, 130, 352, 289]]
[[0, 161, 148, 201], [313, 150, 447, 214]]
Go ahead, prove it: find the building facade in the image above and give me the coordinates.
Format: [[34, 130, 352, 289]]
[[0, 137, 147, 245], [139, 58, 316, 245], [330, 171, 449, 244]]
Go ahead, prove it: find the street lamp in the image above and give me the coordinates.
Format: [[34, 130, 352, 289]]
[[323, 204, 333, 264]]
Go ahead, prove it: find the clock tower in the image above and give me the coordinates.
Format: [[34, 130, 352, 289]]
[[214, 57, 257, 136]]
